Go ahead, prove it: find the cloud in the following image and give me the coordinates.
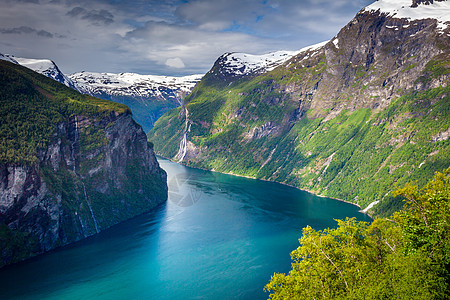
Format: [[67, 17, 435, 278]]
[[66, 7, 86, 17], [165, 57, 185, 68], [0, 26, 55, 38], [175, 0, 263, 31], [121, 20, 280, 75], [0, 0, 375, 75], [66, 6, 114, 25]]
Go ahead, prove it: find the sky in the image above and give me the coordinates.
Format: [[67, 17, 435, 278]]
[[0, 0, 374, 76]]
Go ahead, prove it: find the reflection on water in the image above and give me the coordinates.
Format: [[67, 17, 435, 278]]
[[0, 158, 370, 299]]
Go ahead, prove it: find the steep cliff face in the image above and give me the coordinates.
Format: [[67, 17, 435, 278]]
[[149, 0, 449, 216], [0, 61, 167, 268]]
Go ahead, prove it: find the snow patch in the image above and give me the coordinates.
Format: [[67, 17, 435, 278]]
[[332, 38, 339, 49], [0, 53, 18, 64], [13, 57, 57, 74]]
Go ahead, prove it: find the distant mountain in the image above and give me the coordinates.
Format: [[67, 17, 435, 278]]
[[0, 53, 77, 90], [69, 72, 203, 132], [149, 0, 450, 217]]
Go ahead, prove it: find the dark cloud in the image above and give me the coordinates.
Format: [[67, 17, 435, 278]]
[[66, 7, 86, 17], [66, 7, 114, 25], [0, 26, 54, 38]]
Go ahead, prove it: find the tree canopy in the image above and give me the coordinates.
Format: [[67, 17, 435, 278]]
[[265, 167, 450, 299], [0, 60, 129, 165]]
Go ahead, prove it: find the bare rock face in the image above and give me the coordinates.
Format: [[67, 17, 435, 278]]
[[0, 111, 167, 268], [320, 15, 441, 113]]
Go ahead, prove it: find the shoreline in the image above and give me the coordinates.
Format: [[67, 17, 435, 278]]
[[156, 155, 372, 215]]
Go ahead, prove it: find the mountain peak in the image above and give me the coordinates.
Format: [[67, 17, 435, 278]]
[[0, 53, 77, 89], [217, 50, 299, 76], [364, 0, 450, 31], [214, 41, 328, 78]]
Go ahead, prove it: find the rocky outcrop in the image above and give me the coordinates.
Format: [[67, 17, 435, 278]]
[[0, 110, 167, 268]]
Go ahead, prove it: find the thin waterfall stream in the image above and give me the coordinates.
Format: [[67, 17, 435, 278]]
[[175, 107, 189, 162], [71, 115, 99, 234]]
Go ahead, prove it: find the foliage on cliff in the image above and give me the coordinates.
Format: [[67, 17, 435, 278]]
[[0, 60, 129, 165], [265, 168, 450, 299]]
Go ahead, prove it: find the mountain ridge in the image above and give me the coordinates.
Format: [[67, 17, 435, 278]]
[[69, 71, 203, 132]]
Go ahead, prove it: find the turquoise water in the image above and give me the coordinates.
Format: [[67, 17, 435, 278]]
[[0, 158, 370, 299]]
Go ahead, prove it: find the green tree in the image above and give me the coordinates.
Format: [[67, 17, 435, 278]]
[[265, 167, 450, 299]]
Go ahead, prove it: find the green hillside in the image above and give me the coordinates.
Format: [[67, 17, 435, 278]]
[[0, 60, 129, 165]]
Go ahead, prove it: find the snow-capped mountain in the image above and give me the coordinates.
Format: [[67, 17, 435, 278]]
[[217, 50, 299, 76], [69, 71, 203, 132], [208, 41, 329, 81], [70, 71, 202, 102], [0, 53, 77, 90], [0, 52, 202, 132], [211, 0, 450, 80]]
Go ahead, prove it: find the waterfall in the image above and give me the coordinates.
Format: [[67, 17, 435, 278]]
[[361, 200, 379, 213], [175, 131, 188, 162], [73, 187, 86, 236], [76, 213, 86, 236], [82, 181, 99, 234], [70, 115, 100, 234], [175, 107, 190, 162], [71, 115, 78, 172]]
